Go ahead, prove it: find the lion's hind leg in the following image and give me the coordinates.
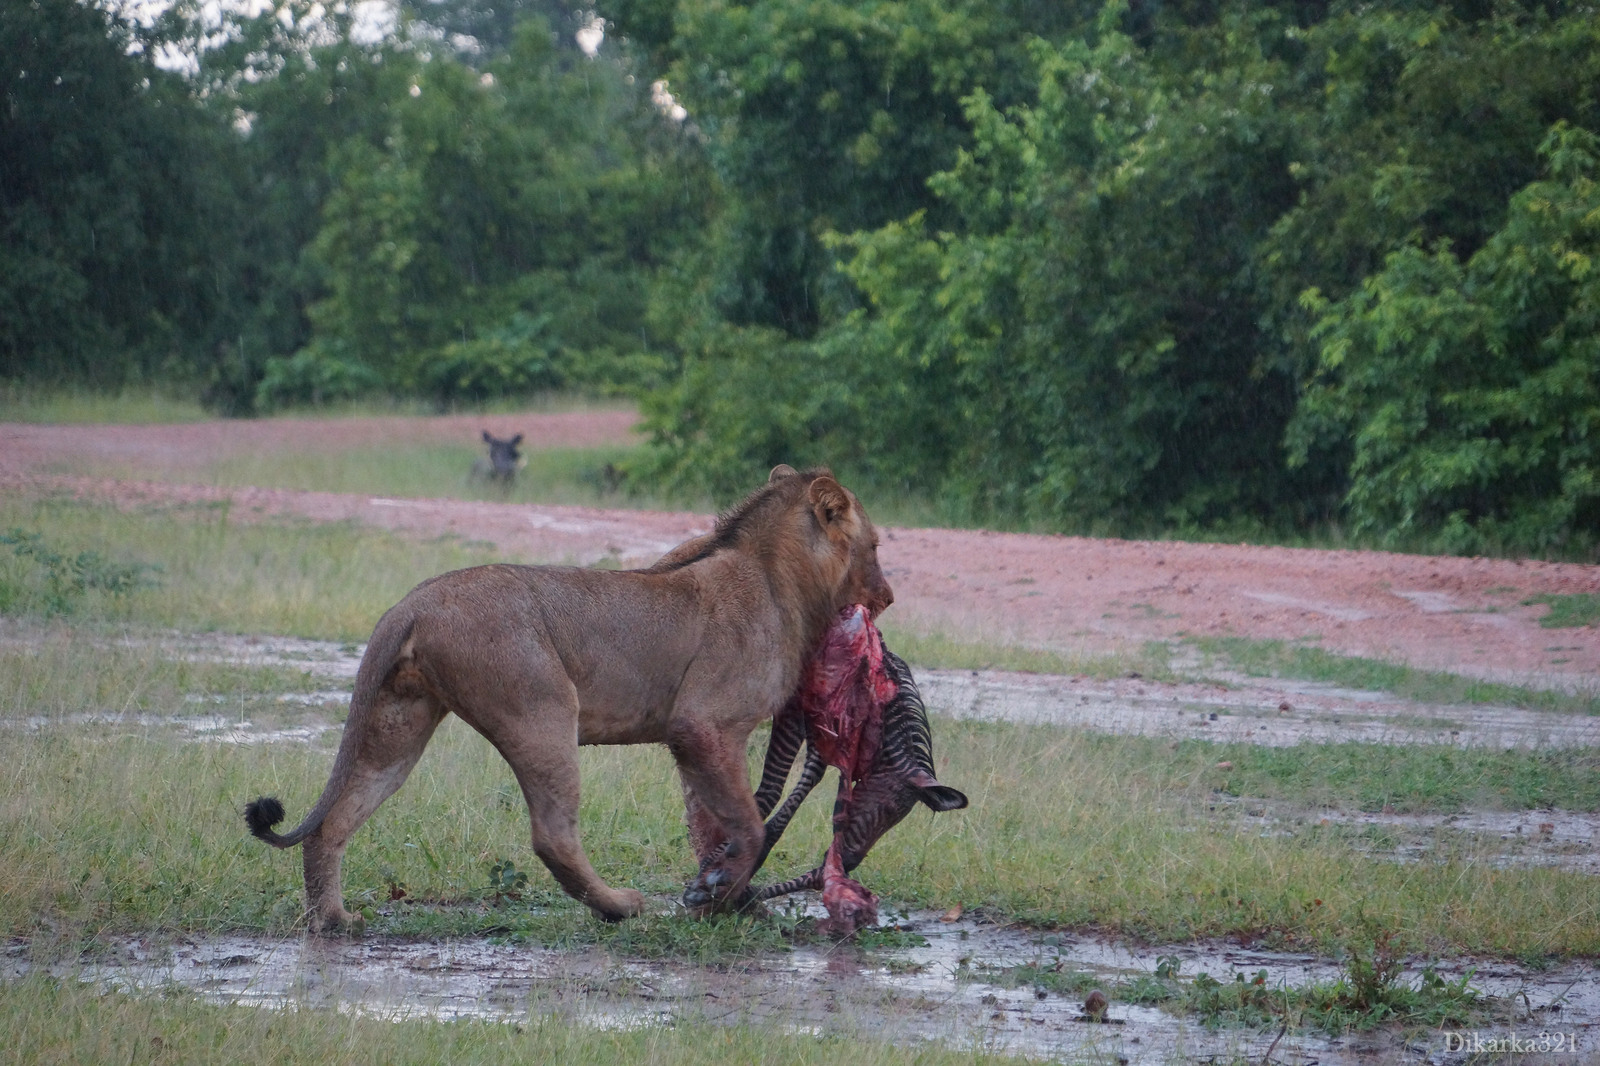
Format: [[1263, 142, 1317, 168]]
[[303, 681, 446, 932]]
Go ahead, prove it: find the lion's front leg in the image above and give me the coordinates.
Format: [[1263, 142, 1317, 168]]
[[677, 768, 727, 871], [671, 726, 764, 912]]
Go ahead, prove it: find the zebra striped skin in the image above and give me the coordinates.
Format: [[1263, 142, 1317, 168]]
[[751, 647, 967, 902]]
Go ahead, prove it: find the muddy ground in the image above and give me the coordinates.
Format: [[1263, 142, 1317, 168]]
[[3, 411, 1599, 1063], [9, 911, 1597, 1066]]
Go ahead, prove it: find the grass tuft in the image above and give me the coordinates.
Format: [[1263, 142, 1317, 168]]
[[1191, 635, 1600, 715], [1523, 593, 1600, 629]]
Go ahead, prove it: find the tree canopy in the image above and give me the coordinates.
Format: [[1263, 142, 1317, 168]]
[[5, 0, 1599, 555]]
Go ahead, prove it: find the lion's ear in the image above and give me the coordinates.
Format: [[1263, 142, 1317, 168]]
[[768, 464, 798, 483], [808, 476, 851, 526]]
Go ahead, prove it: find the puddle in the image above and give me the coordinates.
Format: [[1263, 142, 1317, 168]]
[[7, 912, 1594, 1065], [1214, 798, 1600, 875], [917, 670, 1600, 750], [13, 626, 1595, 751], [112, 630, 366, 683], [15, 661, 1596, 755]]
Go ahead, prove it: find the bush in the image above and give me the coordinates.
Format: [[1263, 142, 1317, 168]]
[[1290, 124, 1600, 556], [254, 345, 385, 411]]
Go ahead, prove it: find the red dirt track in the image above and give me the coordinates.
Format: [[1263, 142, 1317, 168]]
[[3, 411, 1598, 689]]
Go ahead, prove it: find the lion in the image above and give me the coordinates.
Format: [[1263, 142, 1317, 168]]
[[244, 465, 893, 930]]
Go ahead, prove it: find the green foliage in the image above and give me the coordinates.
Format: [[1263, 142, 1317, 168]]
[[14, 0, 1600, 551], [278, 17, 705, 407], [1292, 123, 1600, 555], [0, 0, 244, 385], [3, 0, 706, 411], [254, 348, 385, 411], [487, 857, 532, 900], [0, 529, 158, 616], [420, 329, 560, 404], [641, 1, 1600, 550], [662, 0, 1044, 336], [1297, 922, 1483, 1033]]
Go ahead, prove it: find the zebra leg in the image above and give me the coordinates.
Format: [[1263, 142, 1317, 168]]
[[752, 866, 824, 901], [756, 745, 826, 868], [755, 697, 807, 819]]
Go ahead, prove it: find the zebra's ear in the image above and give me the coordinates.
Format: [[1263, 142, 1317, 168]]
[[918, 784, 968, 812]]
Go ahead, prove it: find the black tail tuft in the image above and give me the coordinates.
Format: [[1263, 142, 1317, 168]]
[[244, 796, 286, 840]]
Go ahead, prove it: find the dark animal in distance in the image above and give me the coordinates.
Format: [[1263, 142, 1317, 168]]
[[470, 431, 524, 484]]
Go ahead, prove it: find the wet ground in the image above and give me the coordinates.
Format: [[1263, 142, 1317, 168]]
[[18, 626, 1596, 750], [7, 908, 1595, 1065], [5, 629, 1598, 1061]]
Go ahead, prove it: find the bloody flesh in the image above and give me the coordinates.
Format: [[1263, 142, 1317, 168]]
[[795, 604, 899, 934]]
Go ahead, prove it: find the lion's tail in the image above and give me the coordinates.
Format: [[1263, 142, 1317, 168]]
[[243, 608, 417, 849]]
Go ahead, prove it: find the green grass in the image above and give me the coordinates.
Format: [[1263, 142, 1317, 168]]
[[1523, 593, 1600, 629], [1190, 635, 1600, 715], [880, 624, 1173, 678], [5, 677, 1597, 958], [0, 636, 326, 721], [0, 382, 211, 424], [978, 930, 1487, 1033], [1195, 739, 1600, 812], [0, 496, 506, 641], [0, 973, 1032, 1066], [4, 483, 1599, 969]]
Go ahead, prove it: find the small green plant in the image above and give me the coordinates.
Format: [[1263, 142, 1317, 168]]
[[0, 528, 159, 614], [1184, 969, 1280, 1029], [852, 925, 930, 950], [1523, 593, 1600, 629], [1299, 920, 1484, 1032], [487, 858, 530, 901]]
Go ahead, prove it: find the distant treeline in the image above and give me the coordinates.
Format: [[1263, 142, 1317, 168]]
[[4, 0, 1599, 555], [0, 0, 708, 410]]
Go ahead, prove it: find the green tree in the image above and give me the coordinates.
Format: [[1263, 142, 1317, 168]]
[[0, 0, 242, 385], [644, 7, 1311, 526], [1290, 123, 1600, 555]]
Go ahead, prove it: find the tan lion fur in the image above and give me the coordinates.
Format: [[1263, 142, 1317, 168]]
[[244, 466, 892, 930]]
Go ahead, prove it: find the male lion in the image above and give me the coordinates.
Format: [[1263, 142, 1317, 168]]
[[244, 466, 892, 931]]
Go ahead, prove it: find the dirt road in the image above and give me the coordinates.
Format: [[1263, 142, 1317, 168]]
[[3, 411, 1599, 689]]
